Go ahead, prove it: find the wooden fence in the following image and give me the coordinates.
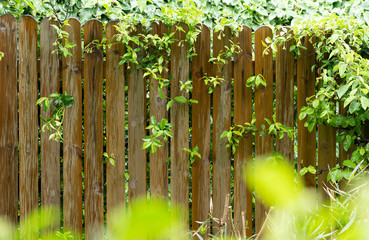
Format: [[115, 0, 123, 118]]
[[0, 14, 343, 239]]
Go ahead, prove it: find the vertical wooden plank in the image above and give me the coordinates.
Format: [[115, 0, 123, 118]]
[[212, 26, 232, 233], [128, 25, 147, 200], [0, 14, 18, 225], [106, 21, 126, 231], [62, 18, 83, 236], [276, 28, 295, 162], [40, 18, 60, 231], [318, 123, 336, 197], [149, 22, 169, 199], [297, 36, 316, 188], [19, 15, 38, 239], [84, 19, 104, 240], [233, 25, 253, 237], [170, 22, 189, 226], [254, 26, 273, 232], [191, 24, 211, 235]]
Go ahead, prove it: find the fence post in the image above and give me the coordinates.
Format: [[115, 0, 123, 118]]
[[127, 24, 147, 201], [149, 22, 169, 200], [297, 36, 317, 188], [276, 27, 295, 162], [105, 20, 126, 233], [62, 18, 83, 237], [212, 26, 233, 233], [19, 15, 38, 239], [191, 24, 211, 237], [40, 18, 61, 232], [84, 19, 104, 240], [0, 14, 18, 225], [170, 22, 190, 227], [254, 26, 274, 233], [233, 25, 253, 238]]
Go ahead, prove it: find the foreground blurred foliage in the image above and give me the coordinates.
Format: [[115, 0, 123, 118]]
[[247, 156, 369, 240], [1, 156, 369, 239]]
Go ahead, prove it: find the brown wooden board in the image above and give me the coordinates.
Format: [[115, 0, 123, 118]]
[[297, 36, 317, 188], [105, 21, 126, 231], [318, 124, 336, 198], [212, 26, 233, 233], [40, 18, 61, 231], [0, 14, 18, 225], [276, 27, 295, 162], [170, 22, 190, 227], [19, 15, 38, 239], [62, 18, 83, 236], [149, 22, 169, 200], [191, 24, 211, 236], [84, 19, 104, 239], [233, 25, 253, 238], [128, 25, 147, 200], [254, 26, 274, 232]]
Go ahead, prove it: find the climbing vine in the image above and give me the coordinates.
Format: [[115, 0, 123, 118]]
[[264, 14, 369, 182]]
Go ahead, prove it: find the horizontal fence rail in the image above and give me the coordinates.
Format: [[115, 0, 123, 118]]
[[0, 14, 343, 238]]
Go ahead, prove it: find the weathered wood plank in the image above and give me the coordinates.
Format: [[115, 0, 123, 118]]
[[233, 25, 253, 238], [128, 25, 147, 200], [106, 21, 126, 231], [254, 26, 274, 232], [62, 18, 83, 236], [212, 26, 233, 233], [318, 123, 336, 197], [191, 24, 211, 236], [40, 18, 60, 231], [0, 14, 18, 225], [84, 19, 104, 240], [19, 15, 38, 239], [149, 22, 169, 200], [297, 36, 317, 188], [276, 28, 295, 162], [170, 22, 190, 226]]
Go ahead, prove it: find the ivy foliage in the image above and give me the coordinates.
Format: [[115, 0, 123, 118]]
[[2, 0, 369, 29], [268, 14, 369, 182]]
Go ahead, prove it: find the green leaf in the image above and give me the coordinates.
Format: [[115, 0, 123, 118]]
[[174, 96, 187, 103], [220, 131, 228, 139], [348, 101, 360, 114], [343, 135, 352, 151], [166, 100, 174, 111], [307, 165, 316, 174], [343, 160, 356, 169], [337, 85, 349, 99], [339, 63, 346, 77], [300, 167, 308, 176], [360, 96, 369, 110]]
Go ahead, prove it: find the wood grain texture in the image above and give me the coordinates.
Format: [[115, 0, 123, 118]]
[[170, 22, 190, 227], [276, 28, 294, 162], [191, 24, 211, 236], [40, 18, 60, 231], [233, 25, 253, 237], [318, 123, 336, 198], [297, 36, 317, 188], [254, 26, 274, 232], [106, 21, 126, 231], [212, 26, 232, 233], [128, 25, 147, 200], [149, 22, 169, 200], [84, 19, 104, 240], [62, 18, 83, 236], [0, 14, 18, 225], [19, 15, 38, 239]]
